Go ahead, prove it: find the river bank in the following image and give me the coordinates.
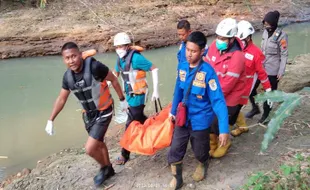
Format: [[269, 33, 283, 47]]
[[1, 0, 310, 59]]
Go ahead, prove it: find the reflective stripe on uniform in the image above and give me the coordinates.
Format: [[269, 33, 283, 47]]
[[216, 72, 225, 77], [246, 75, 254, 78], [227, 72, 240, 78], [216, 71, 240, 78], [261, 78, 269, 83]]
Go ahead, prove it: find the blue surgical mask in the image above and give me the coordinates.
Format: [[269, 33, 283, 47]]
[[216, 39, 228, 51]]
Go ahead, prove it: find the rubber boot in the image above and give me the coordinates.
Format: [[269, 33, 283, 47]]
[[212, 139, 231, 158], [167, 161, 183, 190], [258, 102, 271, 124], [209, 134, 218, 156], [246, 96, 260, 118], [231, 112, 249, 137], [192, 161, 208, 182], [245, 105, 260, 118]]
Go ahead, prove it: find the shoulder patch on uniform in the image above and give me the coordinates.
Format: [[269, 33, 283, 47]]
[[179, 69, 186, 81], [208, 79, 217, 91], [245, 53, 254, 61], [280, 39, 287, 49]]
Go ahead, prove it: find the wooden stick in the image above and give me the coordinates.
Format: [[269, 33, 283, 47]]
[[0, 156, 8, 159]]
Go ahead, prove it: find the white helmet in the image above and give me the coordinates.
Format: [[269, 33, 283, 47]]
[[236, 20, 255, 40], [215, 18, 238, 38], [114, 32, 131, 46]]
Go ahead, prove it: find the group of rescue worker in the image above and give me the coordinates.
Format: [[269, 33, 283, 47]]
[[168, 10, 288, 189], [44, 9, 288, 189]]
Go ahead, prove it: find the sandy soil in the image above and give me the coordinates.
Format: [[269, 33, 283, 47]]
[[1, 0, 310, 59]]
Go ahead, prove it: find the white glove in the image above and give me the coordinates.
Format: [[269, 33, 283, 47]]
[[151, 68, 159, 101], [265, 88, 272, 108], [120, 100, 128, 112], [45, 120, 54, 136], [267, 99, 273, 108], [107, 81, 112, 87]]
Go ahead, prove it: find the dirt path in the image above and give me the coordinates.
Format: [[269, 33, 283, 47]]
[[2, 86, 310, 189], [1, 0, 310, 59]]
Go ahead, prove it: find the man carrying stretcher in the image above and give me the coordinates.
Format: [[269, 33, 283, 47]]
[[167, 31, 229, 189]]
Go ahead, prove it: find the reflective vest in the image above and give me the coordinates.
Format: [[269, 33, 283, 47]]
[[65, 57, 113, 112], [117, 50, 148, 95]]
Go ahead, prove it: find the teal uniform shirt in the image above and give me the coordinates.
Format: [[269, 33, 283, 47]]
[[115, 52, 152, 107]]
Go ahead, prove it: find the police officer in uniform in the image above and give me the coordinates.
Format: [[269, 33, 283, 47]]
[[246, 11, 288, 123]]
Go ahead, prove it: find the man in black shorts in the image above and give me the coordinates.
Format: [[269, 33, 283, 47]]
[[45, 42, 128, 187]]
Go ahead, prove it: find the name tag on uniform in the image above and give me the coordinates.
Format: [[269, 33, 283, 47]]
[[179, 70, 186, 81], [193, 71, 206, 88], [245, 53, 254, 61]]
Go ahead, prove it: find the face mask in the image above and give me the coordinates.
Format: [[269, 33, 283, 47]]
[[216, 39, 228, 51], [116, 49, 127, 58], [265, 26, 273, 32]]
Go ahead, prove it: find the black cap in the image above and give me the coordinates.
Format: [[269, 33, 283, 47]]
[[263, 10, 280, 27]]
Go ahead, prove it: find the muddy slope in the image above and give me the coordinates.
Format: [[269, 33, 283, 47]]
[[1, 0, 310, 59]]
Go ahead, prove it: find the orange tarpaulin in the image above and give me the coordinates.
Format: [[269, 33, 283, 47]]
[[119, 103, 174, 155]]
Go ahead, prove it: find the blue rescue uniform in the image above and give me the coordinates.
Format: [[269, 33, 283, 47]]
[[168, 60, 229, 164], [171, 61, 229, 134]]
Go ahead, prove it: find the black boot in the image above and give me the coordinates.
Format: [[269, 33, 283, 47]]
[[93, 164, 115, 187], [167, 161, 183, 190], [258, 102, 271, 124], [246, 96, 260, 118], [245, 105, 260, 118]]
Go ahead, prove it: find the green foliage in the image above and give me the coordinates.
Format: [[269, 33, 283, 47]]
[[255, 90, 301, 152], [242, 153, 310, 190], [39, 0, 46, 8]]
